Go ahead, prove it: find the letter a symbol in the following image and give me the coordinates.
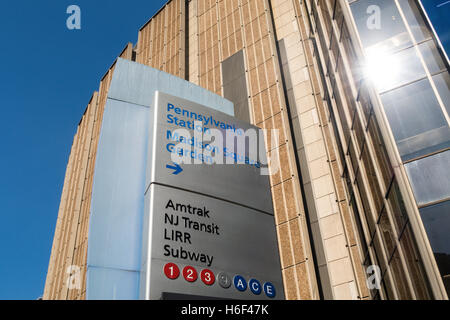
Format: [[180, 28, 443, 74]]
[[66, 5, 81, 30], [366, 5, 381, 30]]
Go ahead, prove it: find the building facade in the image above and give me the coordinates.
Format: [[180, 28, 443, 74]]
[[44, 0, 449, 300]]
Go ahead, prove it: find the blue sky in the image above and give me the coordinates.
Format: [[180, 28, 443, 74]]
[[422, 0, 450, 54], [0, 1, 448, 300], [0, 0, 166, 300]]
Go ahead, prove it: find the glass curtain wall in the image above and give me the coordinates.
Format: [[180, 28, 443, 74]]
[[348, 0, 450, 296], [304, 0, 437, 299]]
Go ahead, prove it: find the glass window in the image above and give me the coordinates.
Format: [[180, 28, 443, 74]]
[[356, 170, 377, 238], [348, 139, 359, 174], [398, 0, 432, 42], [386, 179, 408, 235], [319, 0, 333, 39], [328, 95, 347, 164], [418, 40, 447, 75], [316, 7, 331, 71], [381, 269, 397, 300], [381, 78, 450, 161], [420, 201, 450, 283], [350, 0, 412, 53], [337, 53, 359, 123], [341, 23, 363, 85], [361, 143, 384, 215], [343, 165, 353, 197], [367, 46, 426, 93], [363, 250, 386, 298], [330, 32, 340, 64], [333, 76, 352, 144], [388, 248, 413, 299], [378, 207, 397, 259], [350, 193, 369, 255], [358, 81, 373, 124], [371, 232, 389, 276], [353, 115, 365, 150], [399, 223, 433, 299], [405, 150, 450, 206], [367, 114, 394, 188], [432, 72, 450, 117], [334, 0, 344, 27]]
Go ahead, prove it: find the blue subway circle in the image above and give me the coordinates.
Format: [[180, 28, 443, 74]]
[[249, 279, 262, 295], [263, 282, 276, 298], [233, 275, 247, 292]]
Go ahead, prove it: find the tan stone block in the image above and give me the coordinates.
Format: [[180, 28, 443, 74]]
[[292, 81, 313, 99], [322, 126, 337, 162], [254, 39, 264, 66], [340, 202, 357, 247], [259, 14, 269, 38], [282, 266, 299, 300], [249, 68, 259, 96], [279, 144, 292, 182], [299, 109, 319, 130], [258, 63, 268, 92], [312, 174, 335, 198], [319, 213, 344, 240], [291, 67, 310, 86], [251, 94, 263, 125], [289, 218, 305, 264], [266, 59, 277, 88], [295, 94, 316, 115], [328, 257, 355, 286], [272, 183, 286, 224], [272, 0, 292, 19], [249, 0, 257, 20], [261, 89, 271, 120], [284, 179, 298, 220], [324, 234, 348, 262], [331, 160, 346, 201], [302, 124, 322, 145], [251, 18, 261, 41], [333, 281, 358, 300], [283, 32, 301, 50], [291, 117, 303, 150], [268, 148, 281, 186], [288, 53, 307, 73], [277, 223, 293, 268], [305, 140, 327, 162], [309, 156, 329, 180], [349, 245, 370, 298], [262, 35, 271, 61], [273, 112, 286, 145], [269, 85, 282, 114], [295, 263, 312, 300], [275, 10, 295, 29], [241, 2, 251, 25], [246, 44, 256, 70]]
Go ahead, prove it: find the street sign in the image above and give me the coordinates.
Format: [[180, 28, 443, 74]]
[[141, 91, 284, 300], [148, 91, 273, 214], [144, 184, 284, 299]]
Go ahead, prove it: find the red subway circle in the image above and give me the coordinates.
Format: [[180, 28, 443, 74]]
[[183, 266, 198, 282], [200, 269, 215, 285], [164, 263, 180, 280]]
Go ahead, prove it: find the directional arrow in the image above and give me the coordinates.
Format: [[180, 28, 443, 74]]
[[166, 162, 183, 175]]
